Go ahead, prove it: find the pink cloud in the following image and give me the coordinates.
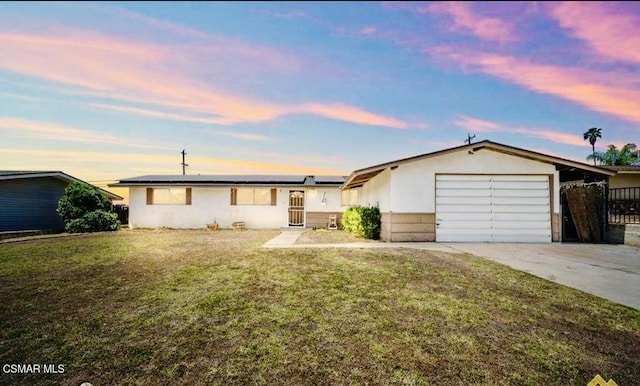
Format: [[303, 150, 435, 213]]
[[433, 46, 640, 124], [549, 2, 640, 65], [454, 115, 588, 147], [0, 117, 168, 149], [0, 30, 423, 130], [425, 2, 517, 43], [359, 26, 378, 36], [453, 115, 501, 133], [300, 103, 422, 130]]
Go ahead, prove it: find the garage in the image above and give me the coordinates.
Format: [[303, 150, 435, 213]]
[[343, 140, 616, 243], [435, 174, 552, 242]]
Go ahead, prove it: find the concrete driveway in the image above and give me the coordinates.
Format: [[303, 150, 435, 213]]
[[443, 243, 640, 310]]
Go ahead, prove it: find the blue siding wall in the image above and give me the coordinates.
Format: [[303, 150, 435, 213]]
[[0, 177, 67, 232]]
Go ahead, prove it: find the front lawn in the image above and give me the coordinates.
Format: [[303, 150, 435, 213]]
[[1, 230, 638, 385]]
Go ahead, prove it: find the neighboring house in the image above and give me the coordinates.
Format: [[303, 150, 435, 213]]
[[601, 166, 640, 226], [109, 175, 349, 229], [601, 166, 640, 189], [0, 171, 123, 232], [342, 141, 614, 243]]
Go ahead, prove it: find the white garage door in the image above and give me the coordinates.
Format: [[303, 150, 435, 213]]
[[436, 175, 551, 242]]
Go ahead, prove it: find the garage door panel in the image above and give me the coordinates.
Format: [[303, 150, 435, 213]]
[[491, 197, 549, 206], [437, 181, 493, 190], [436, 174, 551, 243], [492, 205, 549, 213], [492, 190, 549, 198], [492, 212, 550, 221], [436, 197, 493, 205], [438, 212, 494, 221], [437, 220, 493, 229], [491, 180, 549, 190], [492, 221, 551, 230], [437, 175, 492, 182], [491, 227, 551, 234], [436, 189, 492, 197]]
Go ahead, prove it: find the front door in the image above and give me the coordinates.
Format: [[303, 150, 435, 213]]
[[288, 190, 305, 227]]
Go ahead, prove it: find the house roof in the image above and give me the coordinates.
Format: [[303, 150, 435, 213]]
[[110, 175, 346, 187], [600, 165, 640, 173], [0, 171, 123, 201], [343, 140, 617, 188]]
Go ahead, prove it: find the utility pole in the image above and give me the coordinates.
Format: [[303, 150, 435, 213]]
[[181, 149, 188, 175], [465, 133, 476, 145]]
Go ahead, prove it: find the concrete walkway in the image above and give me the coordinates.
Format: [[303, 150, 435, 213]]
[[262, 232, 640, 309], [263, 230, 305, 247]]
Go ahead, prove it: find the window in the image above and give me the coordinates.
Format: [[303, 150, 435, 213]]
[[231, 188, 276, 205], [146, 188, 191, 205], [341, 189, 358, 206]]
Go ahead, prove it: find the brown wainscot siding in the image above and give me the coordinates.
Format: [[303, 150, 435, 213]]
[[381, 213, 435, 242], [552, 213, 560, 242], [305, 212, 344, 229]]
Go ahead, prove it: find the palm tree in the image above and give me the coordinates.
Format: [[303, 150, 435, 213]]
[[583, 127, 602, 165], [587, 143, 639, 166]]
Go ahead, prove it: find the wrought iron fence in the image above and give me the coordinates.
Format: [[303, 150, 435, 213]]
[[608, 187, 640, 224]]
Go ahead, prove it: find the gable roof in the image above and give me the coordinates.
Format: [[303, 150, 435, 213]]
[[0, 171, 123, 201], [110, 175, 346, 187], [343, 140, 616, 188]]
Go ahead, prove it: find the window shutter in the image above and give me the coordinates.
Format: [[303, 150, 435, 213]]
[[231, 188, 237, 205], [146, 188, 153, 205], [186, 188, 192, 205], [270, 188, 277, 206]]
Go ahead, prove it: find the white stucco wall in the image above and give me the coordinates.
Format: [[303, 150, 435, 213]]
[[358, 168, 391, 211], [128, 186, 343, 229], [305, 187, 343, 212], [359, 148, 560, 213]]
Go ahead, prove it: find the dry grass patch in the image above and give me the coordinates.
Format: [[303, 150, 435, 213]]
[[295, 229, 374, 244], [1, 230, 638, 385]]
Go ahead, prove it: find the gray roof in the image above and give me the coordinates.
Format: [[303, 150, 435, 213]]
[[0, 170, 60, 177], [0, 170, 124, 201], [600, 165, 640, 173], [110, 175, 346, 187]]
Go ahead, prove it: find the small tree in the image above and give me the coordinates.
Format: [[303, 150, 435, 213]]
[[57, 182, 120, 233]]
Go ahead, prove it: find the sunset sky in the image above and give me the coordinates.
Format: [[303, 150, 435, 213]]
[[1, 2, 639, 201]]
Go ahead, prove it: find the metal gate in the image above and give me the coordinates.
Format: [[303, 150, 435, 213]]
[[288, 190, 305, 226]]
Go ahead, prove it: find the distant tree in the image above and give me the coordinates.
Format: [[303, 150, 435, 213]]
[[57, 182, 120, 233], [583, 127, 602, 166], [587, 143, 639, 166]]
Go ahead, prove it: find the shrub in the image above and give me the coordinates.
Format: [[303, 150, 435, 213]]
[[65, 210, 120, 233], [342, 205, 381, 239], [57, 182, 120, 233]]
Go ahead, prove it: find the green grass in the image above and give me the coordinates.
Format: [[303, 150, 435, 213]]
[[0, 229, 638, 385]]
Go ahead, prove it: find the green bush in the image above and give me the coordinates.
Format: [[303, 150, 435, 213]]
[[65, 210, 120, 233], [342, 206, 381, 239], [57, 182, 120, 233]]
